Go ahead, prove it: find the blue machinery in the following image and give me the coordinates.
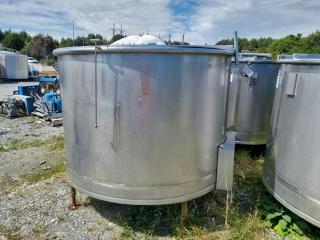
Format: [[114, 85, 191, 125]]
[[0, 76, 62, 118]]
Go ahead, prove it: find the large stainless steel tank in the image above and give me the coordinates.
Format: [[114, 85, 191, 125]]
[[53, 45, 234, 205], [263, 54, 320, 227], [0, 51, 28, 79], [227, 53, 279, 145]]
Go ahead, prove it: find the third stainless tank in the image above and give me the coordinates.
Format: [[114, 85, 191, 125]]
[[263, 54, 320, 228], [227, 53, 279, 145]]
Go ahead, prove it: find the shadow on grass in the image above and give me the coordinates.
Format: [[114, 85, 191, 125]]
[[88, 190, 228, 238]]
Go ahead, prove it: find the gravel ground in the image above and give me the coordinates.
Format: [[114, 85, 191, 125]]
[[0, 115, 64, 181], [0, 116, 63, 144], [0, 174, 121, 240]]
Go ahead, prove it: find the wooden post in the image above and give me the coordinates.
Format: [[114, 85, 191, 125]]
[[180, 201, 188, 222]]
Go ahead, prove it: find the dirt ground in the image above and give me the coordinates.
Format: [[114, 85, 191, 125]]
[[0, 116, 63, 180]]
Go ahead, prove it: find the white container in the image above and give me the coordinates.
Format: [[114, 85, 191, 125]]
[[0, 51, 28, 79]]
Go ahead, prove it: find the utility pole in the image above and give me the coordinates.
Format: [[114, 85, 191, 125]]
[[169, 34, 171, 43], [182, 33, 185, 45], [108, 24, 125, 42], [108, 24, 116, 40], [72, 21, 75, 46], [83, 34, 85, 46]]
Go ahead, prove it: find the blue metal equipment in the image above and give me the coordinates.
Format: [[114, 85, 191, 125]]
[[1, 76, 62, 118], [33, 76, 62, 119]]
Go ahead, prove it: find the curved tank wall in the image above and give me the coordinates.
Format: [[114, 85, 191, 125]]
[[263, 54, 320, 227], [227, 54, 279, 145], [53, 45, 233, 205], [0, 51, 28, 79]]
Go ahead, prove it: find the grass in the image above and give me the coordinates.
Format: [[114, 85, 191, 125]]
[[23, 161, 66, 183], [0, 135, 66, 192], [116, 146, 320, 240], [0, 226, 24, 240], [0, 135, 64, 152]]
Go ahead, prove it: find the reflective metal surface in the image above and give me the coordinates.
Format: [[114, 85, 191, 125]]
[[54, 45, 233, 205], [263, 54, 320, 227], [227, 54, 279, 145], [0, 51, 28, 79]]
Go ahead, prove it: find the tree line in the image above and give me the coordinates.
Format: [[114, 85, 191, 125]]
[[0, 29, 190, 63], [1, 29, 320, 62], [216, 31, 320, 58], [0, 29, 127, 62]]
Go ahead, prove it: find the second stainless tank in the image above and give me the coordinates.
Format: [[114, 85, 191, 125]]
[[263, 54, 320, 228], [227, 53, 279, 145]]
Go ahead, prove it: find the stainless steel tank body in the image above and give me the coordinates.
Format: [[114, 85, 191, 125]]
[[0, 51, 28, 79], [53, 45, 234, 205], [227, 53, 279, 145], [263, 54, 320, 227]]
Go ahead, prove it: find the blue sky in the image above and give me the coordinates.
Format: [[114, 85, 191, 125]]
[[1, 0, 320, 44]]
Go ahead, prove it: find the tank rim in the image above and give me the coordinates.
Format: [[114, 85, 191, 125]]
[[53, 45, 233, 56], [233, 60, 278, 64], [277, 53, 320, 64]]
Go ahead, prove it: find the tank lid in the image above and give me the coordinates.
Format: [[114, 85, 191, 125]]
[[277, 54, 320, 64], [110, 34, 165, 46], [53, 45, 233, 56]]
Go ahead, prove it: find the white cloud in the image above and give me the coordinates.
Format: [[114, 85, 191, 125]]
[[0, 0, 319, 44], [183, 0, 320, 43], [0, 0, 179, 39]]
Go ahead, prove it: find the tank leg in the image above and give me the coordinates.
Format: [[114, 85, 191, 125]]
[[180, 201, 188, 222], [68, 186, 80, 210]]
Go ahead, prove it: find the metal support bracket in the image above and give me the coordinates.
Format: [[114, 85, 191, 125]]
[[216, 132, 235, 191], [240, 64, 258, 92]]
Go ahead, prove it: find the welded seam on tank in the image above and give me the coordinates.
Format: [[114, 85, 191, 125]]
[[67, 169, 214, 189], [264, 166, 320, 206], [276, 174, 320, 205], [69, 180, 215, 205], [263, 175, 320, 228]]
